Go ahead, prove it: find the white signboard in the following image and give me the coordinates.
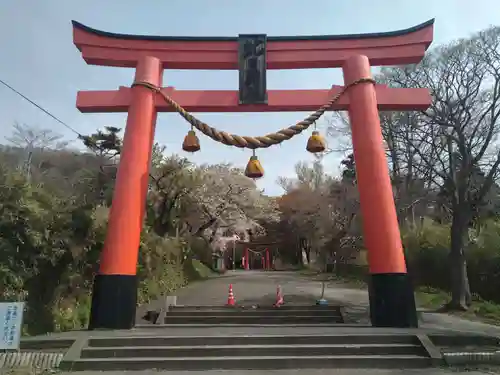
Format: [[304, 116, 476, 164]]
[[0, 302, 24, 350]]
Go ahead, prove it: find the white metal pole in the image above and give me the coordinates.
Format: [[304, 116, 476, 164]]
[[233, 241, 236, 271]]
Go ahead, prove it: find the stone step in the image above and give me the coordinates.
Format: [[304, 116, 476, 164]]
[[166, 309, 339, 317], [87, 334, 421, 348], [139, 323, 350, 328], [62, 354, 433, 371], [163, 315, 343, 324], [170, 305, 342, 311], [80, 343, 427, 358]]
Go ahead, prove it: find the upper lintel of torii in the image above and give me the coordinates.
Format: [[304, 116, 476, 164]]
[[71, 19, 434, 69]]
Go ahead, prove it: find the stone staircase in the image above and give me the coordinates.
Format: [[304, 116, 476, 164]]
[[18, 326, 500, 371], [160, 305, 345, 325], [53, 305, 441, 371], [62, 333, 434, 371]]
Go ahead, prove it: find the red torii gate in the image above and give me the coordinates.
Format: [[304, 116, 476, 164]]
[[72, 19, 434, 330], [237, 241, 276, 271]]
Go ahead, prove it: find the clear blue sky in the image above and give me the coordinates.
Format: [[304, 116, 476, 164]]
[[1, 0, 499, 196]]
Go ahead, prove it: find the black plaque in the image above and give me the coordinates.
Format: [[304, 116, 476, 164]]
[[238, 34, 267, 105]]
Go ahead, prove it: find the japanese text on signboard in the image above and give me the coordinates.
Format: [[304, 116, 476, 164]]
[[0, 302, 24, 350]]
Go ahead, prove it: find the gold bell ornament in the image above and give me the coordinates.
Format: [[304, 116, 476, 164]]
[[306, 130, 326, 153], [182, 128, 200, 153], [244, 150, 264, 179]]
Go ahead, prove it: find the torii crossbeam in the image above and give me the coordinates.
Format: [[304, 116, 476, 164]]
[[77, 85, 431, 113], [72, 19, 435, 331]]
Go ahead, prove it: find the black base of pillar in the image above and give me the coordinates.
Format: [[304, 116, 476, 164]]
[[368, 273, 418, 328], [88, 274, 138, 330]]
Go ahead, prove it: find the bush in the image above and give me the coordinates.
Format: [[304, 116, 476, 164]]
[[467, 221, 500, 303], [401, 218, 500, 303], [189, 237, 214, 269], [137, 232, 188, 304], [50, 232, 207, 333], [53, 295, 92, 333], [4, 222, 200, 335], [337, 218, 500, 305], [183, 258, 214, 281], [402, 219, 451, 291]]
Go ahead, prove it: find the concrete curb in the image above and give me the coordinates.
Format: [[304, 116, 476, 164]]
[[443, 351, 500, 366]]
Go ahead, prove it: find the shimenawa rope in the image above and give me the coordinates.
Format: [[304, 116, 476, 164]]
[[132, 78, 375, 150]]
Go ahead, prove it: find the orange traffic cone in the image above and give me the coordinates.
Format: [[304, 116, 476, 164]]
[[226, 284, 236, 306], [274, 285, 284, 307]]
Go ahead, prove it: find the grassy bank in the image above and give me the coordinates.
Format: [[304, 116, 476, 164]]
[[299, 270, 500, 325]]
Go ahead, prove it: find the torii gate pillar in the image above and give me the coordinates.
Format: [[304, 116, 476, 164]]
[[88, 56, 161, 330], [343, 55, 417, 327]]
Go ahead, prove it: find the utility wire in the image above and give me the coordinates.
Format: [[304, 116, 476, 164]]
[[0, 77, 119, 201], [0, 78, 83, 137], [0, 77, 128, 167]]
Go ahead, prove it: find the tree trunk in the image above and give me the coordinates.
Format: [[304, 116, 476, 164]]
[[446, 209, 472, 311]]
